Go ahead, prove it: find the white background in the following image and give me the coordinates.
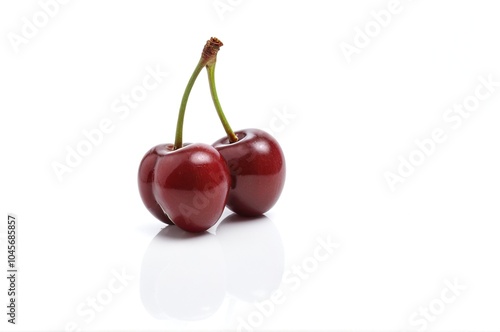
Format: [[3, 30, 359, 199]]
[[1, 0, 500, 331]]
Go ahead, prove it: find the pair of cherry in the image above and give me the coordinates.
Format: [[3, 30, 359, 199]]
[[138, 38, 286, 232]]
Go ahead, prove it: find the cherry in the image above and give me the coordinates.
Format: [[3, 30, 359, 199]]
[[138, 145, 174, 225], [213, 129, 285, 216], [138, 38, 230, 232], [204, 40, 286, 216], [152, 143, 230, 232]]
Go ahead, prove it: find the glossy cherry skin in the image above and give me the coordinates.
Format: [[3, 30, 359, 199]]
[[212, 128, 285, 216], [153, 143, 230, 232], [138, 145, 175, 225]]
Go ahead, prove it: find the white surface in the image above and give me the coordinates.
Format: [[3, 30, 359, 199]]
[[1, 0, 500, 331]]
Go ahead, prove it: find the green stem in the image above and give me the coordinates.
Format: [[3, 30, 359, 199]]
[[174, 59, 205, 149], [206, 63, 238, 143]]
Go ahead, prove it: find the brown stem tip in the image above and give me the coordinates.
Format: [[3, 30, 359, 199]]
[[202, 37, 223, 65]]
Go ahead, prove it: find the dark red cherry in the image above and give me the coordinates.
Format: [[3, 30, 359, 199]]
[[138, 38, 231, 232], [202, 40, 286, 216], [213, 128, 285, 216], [151, 143, 230, 232], [138, 144, 174, 225]]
